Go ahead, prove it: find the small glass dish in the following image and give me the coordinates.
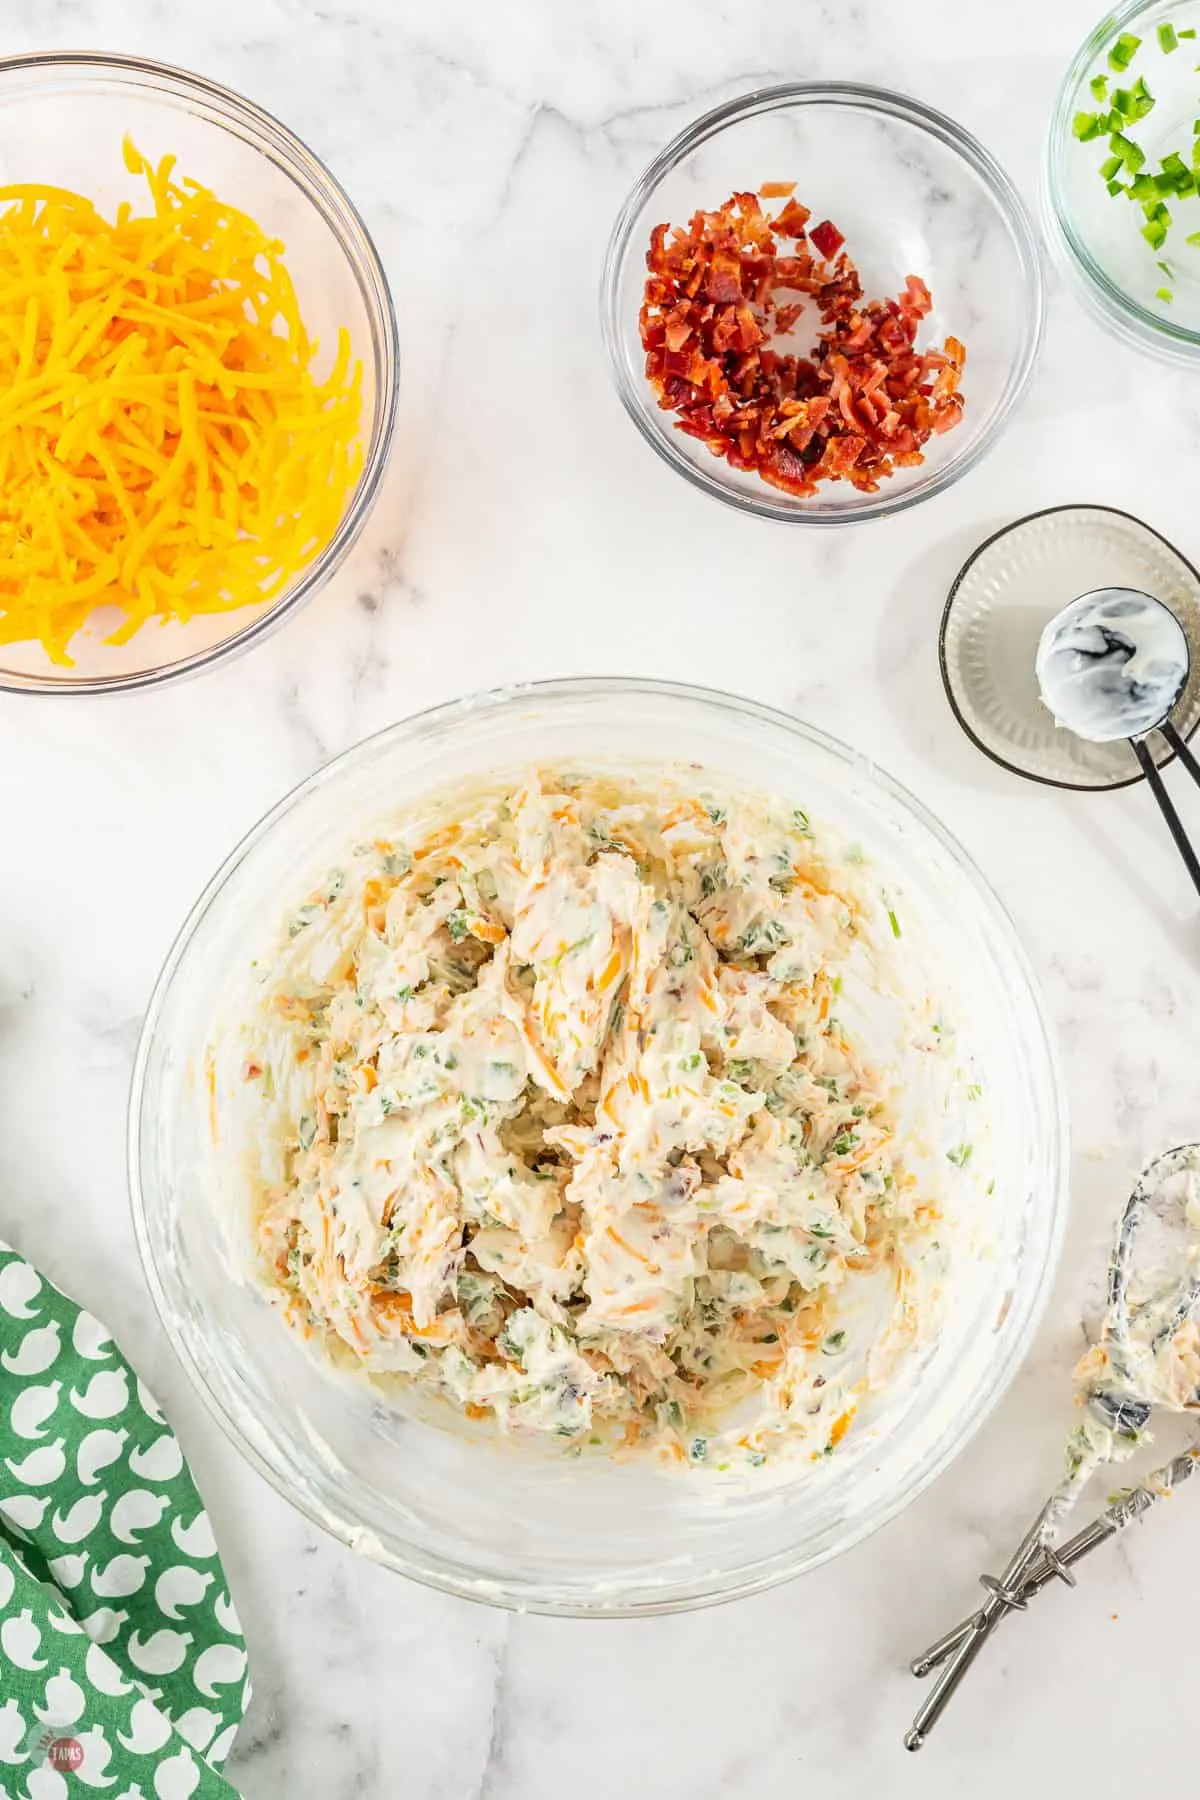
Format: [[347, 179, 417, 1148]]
[[130, 678, 1067, 1615], [940, 504, 1200, 789], [0, 52, 398, 695], [1046, 0, 1200, 362], [601, 82, 1044, 525]]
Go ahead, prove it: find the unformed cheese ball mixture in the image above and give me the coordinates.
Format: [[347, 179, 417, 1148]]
[[212, 768, 963, 1470]]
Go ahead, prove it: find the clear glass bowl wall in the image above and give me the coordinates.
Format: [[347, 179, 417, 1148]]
[[131, 680, 1067, 1614]]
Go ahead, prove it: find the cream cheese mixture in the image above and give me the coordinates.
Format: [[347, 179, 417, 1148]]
[[1036, 589, 1189, 743], [208, 767, 978, 1471], [1062, 1146, 1200, 1510]]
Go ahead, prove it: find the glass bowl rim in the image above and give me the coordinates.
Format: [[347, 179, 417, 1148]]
[[1044, 0, 1200, 360], [0, 49, 399, 697], [128, 674, 1070, 1614], [600, 79, 1046, 526], [939, 501, 1200, 791]]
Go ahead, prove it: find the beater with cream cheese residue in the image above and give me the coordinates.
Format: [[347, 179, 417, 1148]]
[[206, 767, 980, 1471], [1057, 1145, 1200, 1522]]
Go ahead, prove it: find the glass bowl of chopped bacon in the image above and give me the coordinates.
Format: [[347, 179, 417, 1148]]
[[0, 52, 397, 693], [603, 83, 1044, 523]]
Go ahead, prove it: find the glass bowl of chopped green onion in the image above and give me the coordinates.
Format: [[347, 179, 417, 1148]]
[[1047, 0, 1200, 358]]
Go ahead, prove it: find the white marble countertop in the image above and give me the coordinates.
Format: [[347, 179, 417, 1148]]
[[2, 0, 1200, 1792]]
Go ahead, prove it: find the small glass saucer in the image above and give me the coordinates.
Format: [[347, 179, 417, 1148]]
[[940, 504, 1200, 790]]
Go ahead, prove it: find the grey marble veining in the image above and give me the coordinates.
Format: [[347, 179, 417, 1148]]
[[2, 0, 1200, 1793]]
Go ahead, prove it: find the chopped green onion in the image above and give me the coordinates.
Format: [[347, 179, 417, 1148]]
[[1132, 73, 1155, 106], [1158, 258, 1174, 274], [1155, 162, 1194, 193], [887, 908, 901, 939], [1156, 285, 1174, 301], [1108, 30, 1142, 68], [1077, 35, 1200, 267], [1113, 76, 1155, 119], [1110, 129, 1146, 169], [1186, 229, 1200, 243], [947, 1143, 974, 1169]]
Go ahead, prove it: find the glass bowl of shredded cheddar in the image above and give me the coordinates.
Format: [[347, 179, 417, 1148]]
[[131, 679, 1068, 1614], [0, 53, 397, 692]]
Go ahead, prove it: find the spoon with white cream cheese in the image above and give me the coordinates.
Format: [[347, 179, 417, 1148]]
[[1037, 587, 1200, 898]]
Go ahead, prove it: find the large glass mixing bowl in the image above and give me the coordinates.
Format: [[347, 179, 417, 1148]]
[[129, 679, 1067, 1614]]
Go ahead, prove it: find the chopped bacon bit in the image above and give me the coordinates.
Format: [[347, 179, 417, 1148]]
[[930, 394, 965, 433], [820, 434, 866, 476], [903, 273, 933, 317], [664, 314, 692, 352], [809, 218, 845, 259], [639, 188, 966, 497], [772, 198, 812, 238]]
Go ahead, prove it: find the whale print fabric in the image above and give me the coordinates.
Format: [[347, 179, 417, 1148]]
[[0, 1243, 248, 1797]]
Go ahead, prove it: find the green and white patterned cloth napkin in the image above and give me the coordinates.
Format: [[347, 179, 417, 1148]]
[[0, 1242, 249, 1799]]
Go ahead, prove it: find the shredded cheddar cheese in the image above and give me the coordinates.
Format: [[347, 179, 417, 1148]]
[[0, 137, 363, 664]]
